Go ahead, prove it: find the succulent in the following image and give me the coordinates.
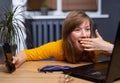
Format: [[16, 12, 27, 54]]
[[41, 3, 48, 8]]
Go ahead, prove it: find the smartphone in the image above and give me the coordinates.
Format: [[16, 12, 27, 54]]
[[3, 43, 16, 73]]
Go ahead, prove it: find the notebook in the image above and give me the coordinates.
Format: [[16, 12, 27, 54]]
[[63, 22, 120, 83]]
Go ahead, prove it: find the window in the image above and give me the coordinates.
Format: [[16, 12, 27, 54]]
[[62, 0, 97, 11], [26, 0, 109, 18], [27, 0, 97, 11], [27, 0, 56, 11]]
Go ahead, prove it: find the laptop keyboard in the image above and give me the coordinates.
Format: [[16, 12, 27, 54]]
[[85, 68, 107, 79]]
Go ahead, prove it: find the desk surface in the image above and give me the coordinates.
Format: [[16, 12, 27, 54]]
[[0, 61, 119, 83]]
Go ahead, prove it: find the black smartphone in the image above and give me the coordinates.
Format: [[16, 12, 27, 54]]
[[3, 43, 16, 73]]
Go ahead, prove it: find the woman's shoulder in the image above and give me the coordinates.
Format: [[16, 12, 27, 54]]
[[39, 39, 63, 50], [44, 39, 62, 45]]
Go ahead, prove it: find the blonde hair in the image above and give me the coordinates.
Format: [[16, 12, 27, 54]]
[[62, 11, 94, 63]]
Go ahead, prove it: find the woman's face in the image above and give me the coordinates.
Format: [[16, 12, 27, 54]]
[[70, 19, 91, 51]]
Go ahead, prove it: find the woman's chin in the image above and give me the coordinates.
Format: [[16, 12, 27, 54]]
[[77, 47, 84, 52]]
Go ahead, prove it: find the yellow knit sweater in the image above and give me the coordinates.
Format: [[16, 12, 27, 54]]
[[24, 40, 64, 61], [23, 40, 110, 61]]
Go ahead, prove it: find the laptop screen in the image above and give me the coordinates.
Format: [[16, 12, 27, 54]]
[[105, 21, 120, 83]]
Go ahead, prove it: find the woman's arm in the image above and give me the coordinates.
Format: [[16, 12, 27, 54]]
[[12, 40, 64, 68]]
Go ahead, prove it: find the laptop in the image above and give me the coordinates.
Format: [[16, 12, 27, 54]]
[[63, 22, 120, 83]]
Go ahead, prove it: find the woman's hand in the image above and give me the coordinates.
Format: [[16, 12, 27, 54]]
[[80, 29, 114, 53], [12, 51, 27, 68]]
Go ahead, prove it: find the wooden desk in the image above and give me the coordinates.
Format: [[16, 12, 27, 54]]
[[0, 61, 119, 83]]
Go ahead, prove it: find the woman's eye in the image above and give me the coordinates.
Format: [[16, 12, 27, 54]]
[[74, 28, 81, 31], [86, 28, 90, 31], [85, 26, 90, 31]]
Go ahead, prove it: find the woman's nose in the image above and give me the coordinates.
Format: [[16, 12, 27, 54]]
[[81, 30, 87, 37]]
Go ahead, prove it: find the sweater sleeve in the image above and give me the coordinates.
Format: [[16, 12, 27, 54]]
[[23, 40, 64, 61]]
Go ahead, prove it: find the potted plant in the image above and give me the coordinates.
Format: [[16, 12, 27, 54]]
[[0, 6, 26, 73], [40, 3, 48, 15]]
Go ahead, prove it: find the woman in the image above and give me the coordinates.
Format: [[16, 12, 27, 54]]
[[13, 11, 113, 68]]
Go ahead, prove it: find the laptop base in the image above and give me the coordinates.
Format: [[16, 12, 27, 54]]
[[63, 61, 109, 83]]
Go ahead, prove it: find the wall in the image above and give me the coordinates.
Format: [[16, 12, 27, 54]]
[[94, 0, 120, 43], [0, 0, 12, 20]]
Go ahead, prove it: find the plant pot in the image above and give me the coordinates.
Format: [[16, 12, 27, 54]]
[[41, 8, 48, 15]]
